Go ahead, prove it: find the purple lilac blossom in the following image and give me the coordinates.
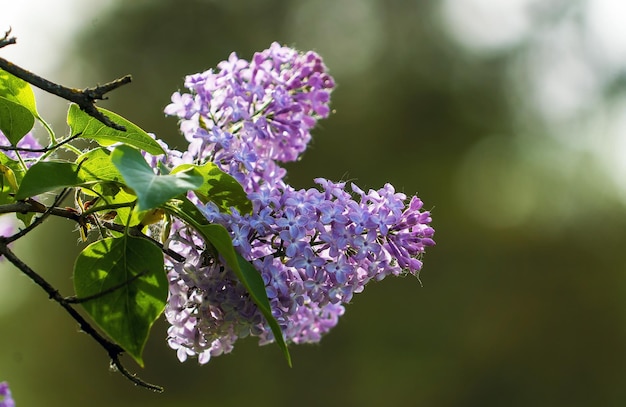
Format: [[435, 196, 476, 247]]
[[0, 131, 43, 167], [163, 43, 435, 363], [0, 382, 15, 407]]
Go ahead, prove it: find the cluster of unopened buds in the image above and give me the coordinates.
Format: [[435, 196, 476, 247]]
[[161, 42, 435, 364]]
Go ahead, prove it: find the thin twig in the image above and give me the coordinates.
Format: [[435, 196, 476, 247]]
[[81, 201, 135, 217], [0, 132, 84, 153], [0, 243, 122, 353], [0, 28, 16, 49], [110, 354, 164, 392], [0, 53, 131, 130], [0, 199, 77, 218], [0, 29, 164, 392], [5, 188, 72, 244], [0, 199, 186, 262], [0, 243, 163, 392]]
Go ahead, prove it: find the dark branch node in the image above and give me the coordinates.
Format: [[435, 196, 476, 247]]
[[0, 34, 132, 131], [0, 27, 16, 49]]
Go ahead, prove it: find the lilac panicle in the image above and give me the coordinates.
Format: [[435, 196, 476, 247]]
[[0, 382, 15, 407], [164, 42, 335, 192], [163, 43, 435, 363]]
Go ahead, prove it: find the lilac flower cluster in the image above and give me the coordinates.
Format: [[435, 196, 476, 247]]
[[163, 42, 333, 191], [0, 382, 15, 407], [163, 43, 435, 363]]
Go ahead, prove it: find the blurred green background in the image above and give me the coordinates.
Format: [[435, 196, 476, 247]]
[[2, 0, 626, 405]]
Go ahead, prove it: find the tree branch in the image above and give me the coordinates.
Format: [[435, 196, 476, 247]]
[[0, 28, 16, 49], [4, 189, 71, 244], [0, 132, 84, 153], [0, 28, 165, 392], [0, 199, 186, 262], [0, 31, 131, 131], [0, 234, 164, 392]]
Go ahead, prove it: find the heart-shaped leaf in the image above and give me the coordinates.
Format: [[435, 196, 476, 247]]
[[73, 236, 167, 367], [0, 69, 39, 118], [111, 145, 203, 211], [15, 161, 82, 200], [67, 104, 165, 155], [0, 96, 34, 145], [78, 147, 125, 184]]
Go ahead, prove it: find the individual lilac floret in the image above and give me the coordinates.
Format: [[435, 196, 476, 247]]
[[163, 43, 435, 364], [0, 382, 15, 407]]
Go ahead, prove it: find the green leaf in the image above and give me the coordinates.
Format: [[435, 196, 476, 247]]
[[15, 161, 82, 200], [67, 104, 165, 155], [73, 236, 167, 367], [14, 150, 139, 223], [105, 188, 141, 227], [0, 69, 39, 118], [0, 96, 34, 145], [78, 147, 125, 184], [111, 145, 203, 211], [163, 197, 291, 366], [75, 148, 140, 224], [172, 162, 252, 215], [235, 253, 291, 359]]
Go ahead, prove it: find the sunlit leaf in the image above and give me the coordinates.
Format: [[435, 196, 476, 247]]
[[172, 162, 252, 214], [73, 148, 140, 223], [0, 96, 34, 145], [78, 147, 125, 184], [111, 145, 203, 211], [67, 104, 165, 155], [0, 69, 39, 118], [15, 161, 82, 200], [73, 235, 167, 367]]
